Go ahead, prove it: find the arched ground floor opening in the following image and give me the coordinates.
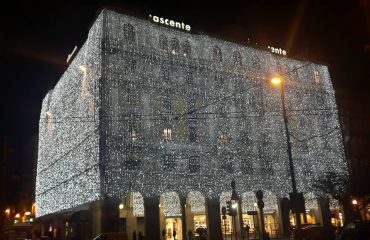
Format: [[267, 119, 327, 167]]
[[34, 190, 343, 240]]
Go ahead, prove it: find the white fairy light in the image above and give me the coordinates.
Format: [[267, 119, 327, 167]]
[[36, 9, 347, 217]]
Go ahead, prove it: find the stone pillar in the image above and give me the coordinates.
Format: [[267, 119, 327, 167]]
[[317, 198, 331, 229], [278, 197, 291, 237], [185, 198, 195, 238], [159, 196, 166, 238], [180, 197, 187, 240], [126, 193, 138, 240], [205, 198, 222, 240], [144, 196, 160, 240], [91, 200, 102, 236], [101, 196, 120, 233], [276, 198, 283, 237]]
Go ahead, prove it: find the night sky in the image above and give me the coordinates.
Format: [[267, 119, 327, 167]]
[[1, 0, 369, 180]]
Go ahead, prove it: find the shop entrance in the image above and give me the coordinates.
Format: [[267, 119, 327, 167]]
[[165, 218, 182, 240]]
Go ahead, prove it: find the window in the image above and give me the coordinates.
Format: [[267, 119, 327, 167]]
[[214, 73, 224, 88], [213, 46, 222, 62], [219, 132, 229, 144], [189, 156, 200, 173], [171, 38, 180, 55], [241, 159, 254, 174], [163, 128, 172, 140], [125, 156, 141, 170], [314, 70, 321, 84], [221, 158, 233, 173], [182, 40, 191, 57], [189, 125, 197, 143], [261, 156, 274, 175], [252, 56, 261, 70], [232, 51, 242, 67], [159, 35, 168, 52], [130, 130, 138, 142], [123, 24, 135, 44], [124, 59, 136, 75], [186, 72, 193, 86], [161, 67, 170, 83], [163, 154, 175, 171]]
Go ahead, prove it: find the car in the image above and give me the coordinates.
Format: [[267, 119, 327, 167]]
[[293, 223, 335, 240], [92, 232, 129, 240], [340, 220, 370, 240]]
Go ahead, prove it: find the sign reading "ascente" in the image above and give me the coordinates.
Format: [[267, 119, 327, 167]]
[[149, 14, 191, 31]]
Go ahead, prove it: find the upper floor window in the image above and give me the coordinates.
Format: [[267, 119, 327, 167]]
[[123, 24, 135, 44], [189, 156, 200, 173], [171, 38, 180, 55], [232, 51, 242, 67], [163, 127, 172, 140], [189, 125, 197, 143], [314, 70, 321, 84], [219, 132, 229, 144], [252, 56, 261, 70], [213, 46, 222, 62], [159, 35, 168, 52], [130, 130, 138, 142], [240, 159, 254, 174], [182, 40, 191, 57], [163, 154, 175, 171]]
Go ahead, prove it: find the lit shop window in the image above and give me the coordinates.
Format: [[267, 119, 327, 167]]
[[314, 70, 321, 84], [163, 128, 172, 140]]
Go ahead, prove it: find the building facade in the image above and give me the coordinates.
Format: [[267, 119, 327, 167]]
[[36, 9, 347, 240]]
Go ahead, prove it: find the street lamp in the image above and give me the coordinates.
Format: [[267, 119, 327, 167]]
[[271, 76, 302, 227]]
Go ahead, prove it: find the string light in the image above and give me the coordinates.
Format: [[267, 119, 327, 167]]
[[36, 9, 347, 217]]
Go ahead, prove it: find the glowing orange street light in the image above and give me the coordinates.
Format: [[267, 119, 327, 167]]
[[15, 213, 20, 218], [352, 199, 358, 205], [4, 208, 10, 216], [271, 76, 282, 85]]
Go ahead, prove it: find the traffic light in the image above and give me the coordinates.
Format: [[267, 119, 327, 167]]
[[226, 201, 232, 216]]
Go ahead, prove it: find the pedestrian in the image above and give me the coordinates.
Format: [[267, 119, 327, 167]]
[[187, 230, 193, 240], [173, 230, 176, 240], [133, 230, 137, 240], [32, 230, 41, 240], [245, 224, 250, 240], [138, 231, 144, 240]]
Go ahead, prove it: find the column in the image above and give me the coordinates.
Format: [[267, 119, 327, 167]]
[[126, 193, 138, 240], [185, 198, 195, 238], [91, 200, 102, 237], [317, 198, 331, 229], [144, 196, 160, 240], [101, 196, 120, 233], [278, 197, 291, 237], [205, 198, 222, 240], [180, 197, 187, 240]]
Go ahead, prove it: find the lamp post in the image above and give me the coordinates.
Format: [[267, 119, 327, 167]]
[[271, 76, 302, 227]]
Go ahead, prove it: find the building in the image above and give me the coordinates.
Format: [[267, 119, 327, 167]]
[[35, 9, 347, 240]]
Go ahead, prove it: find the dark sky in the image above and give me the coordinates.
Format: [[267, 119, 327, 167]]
[[1, 0, 369, 176]]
